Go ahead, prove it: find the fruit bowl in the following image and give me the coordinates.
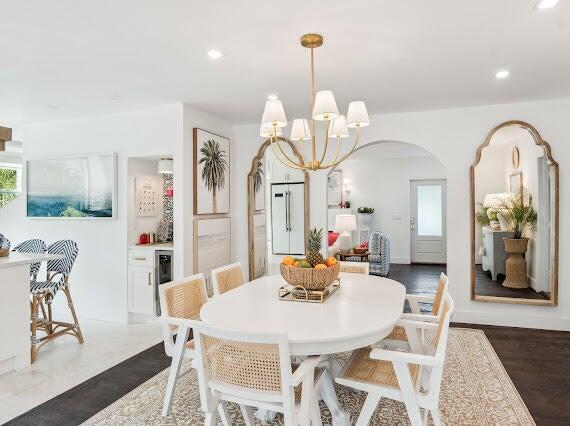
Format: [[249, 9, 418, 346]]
[[352, 247, 367, 254], [280, 262, 340, 291]]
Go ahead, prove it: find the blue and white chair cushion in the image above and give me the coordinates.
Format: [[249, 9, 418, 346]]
[[30, 240, 78, 296], [12, 239, 47, 277]]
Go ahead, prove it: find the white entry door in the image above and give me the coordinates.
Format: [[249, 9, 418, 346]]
[[410, 180, 446, 264]]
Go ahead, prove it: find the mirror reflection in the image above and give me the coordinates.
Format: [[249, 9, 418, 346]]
[[472, 122, 558, 305], [0, 127, 22, 210]]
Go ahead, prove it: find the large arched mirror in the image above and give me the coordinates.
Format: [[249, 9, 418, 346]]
[[247, 137, 309, 280], [471, 121, 559, 306], [0, 127, 23, 210]]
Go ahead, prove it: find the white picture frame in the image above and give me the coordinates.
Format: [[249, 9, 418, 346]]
[[194, 217, 231, 294], [327, 169, 343, 207]]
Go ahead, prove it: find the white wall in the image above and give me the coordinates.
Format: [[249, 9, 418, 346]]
[[333, 145, 446, 264], [0, 103, 233, 324], [232, 98, 570, 331]]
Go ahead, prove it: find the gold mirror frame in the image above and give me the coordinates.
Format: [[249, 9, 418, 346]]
[[247, 137, 310, 280], [470, 120, 559, 306]]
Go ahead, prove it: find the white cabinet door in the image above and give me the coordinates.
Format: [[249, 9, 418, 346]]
[[128, 266, 155, 315]]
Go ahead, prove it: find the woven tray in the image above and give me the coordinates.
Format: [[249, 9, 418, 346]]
[[278, 281, 341, 304], [280, 262, 340, 291]]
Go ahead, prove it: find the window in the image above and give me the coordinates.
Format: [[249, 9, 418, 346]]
[[417, 184, 443, 236], [0, 163, 22, 208]]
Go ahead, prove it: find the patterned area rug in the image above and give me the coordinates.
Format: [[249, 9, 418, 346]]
[[83, 328, 534, 425]]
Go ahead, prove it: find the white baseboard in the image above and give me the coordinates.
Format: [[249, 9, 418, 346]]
[[453, 309, 570, 331]]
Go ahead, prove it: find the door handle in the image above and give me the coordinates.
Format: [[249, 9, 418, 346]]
[[148, 272, 152, 286], [410, 216, 415, 231], [134, 256, 147, 261]]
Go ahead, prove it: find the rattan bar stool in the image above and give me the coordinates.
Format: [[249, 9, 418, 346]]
[[29, 240, 82, 362], [210, 262, 245, 296]]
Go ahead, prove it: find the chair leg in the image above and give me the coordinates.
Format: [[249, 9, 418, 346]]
[[239, 404, 255, 425], [393, 362, 423, 426], [218, 402, 230, 426], [30, 295, 39, 363], [204, 410, 217, 426], [312, 400, 323, 426], [431, 407, 443, 426], [62, 287, 84, 343], [356, 393, 380, 426], [161, 326, 190, 417]]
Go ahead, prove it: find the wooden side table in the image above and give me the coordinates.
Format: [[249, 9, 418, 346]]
[[337, 252, 370, 262]]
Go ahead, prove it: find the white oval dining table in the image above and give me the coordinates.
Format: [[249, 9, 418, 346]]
[[200, 272, 406, 425]]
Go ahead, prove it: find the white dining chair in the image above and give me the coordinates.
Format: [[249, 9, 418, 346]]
[[383, 272, 449, 350], [193, 321, 329, 426], [336, 294, 454, 426], [339, 261, 369, 275], [211, 262, 245, 296], [158, 274, 229, 423]]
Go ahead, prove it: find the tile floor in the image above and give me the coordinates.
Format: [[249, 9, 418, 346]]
[[0, 318, 162, 423]]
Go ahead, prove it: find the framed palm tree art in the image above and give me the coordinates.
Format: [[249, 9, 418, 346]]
[[193, 128, 230, 215]]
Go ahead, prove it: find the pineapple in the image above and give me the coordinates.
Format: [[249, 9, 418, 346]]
[[306, 227, 325, 267]]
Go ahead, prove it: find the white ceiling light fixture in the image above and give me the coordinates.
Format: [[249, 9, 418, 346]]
[[260, 33, 370, 171], [158, 158, 173, 174], [495, 70, 510, 79], [206, 49, 223, 59], [267, 94, 278, 101], [534, 0, 559, 10]]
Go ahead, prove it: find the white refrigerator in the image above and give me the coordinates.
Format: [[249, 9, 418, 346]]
[[271, 182, 305, 255]]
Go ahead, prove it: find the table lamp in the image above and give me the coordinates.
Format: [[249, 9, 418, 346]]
[[335, 214, 357, 252]]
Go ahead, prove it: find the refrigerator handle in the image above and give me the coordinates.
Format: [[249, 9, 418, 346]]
[[285, 191, 289, 232], [286, 191, 291, 231]]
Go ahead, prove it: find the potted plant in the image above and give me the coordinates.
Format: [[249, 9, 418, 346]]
[[497, 191, 537, 289], [475, 203, 490, 228], [357, 206, 375, 227]]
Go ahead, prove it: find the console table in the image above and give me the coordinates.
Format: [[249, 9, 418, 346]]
[[481, 227, 513, 281]]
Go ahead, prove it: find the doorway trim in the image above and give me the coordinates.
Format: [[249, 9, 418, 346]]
[[247, 137, 310, 280]]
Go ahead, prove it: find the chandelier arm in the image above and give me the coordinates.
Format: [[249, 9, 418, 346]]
[[299, 139, 306, 164], [320, 136, 341, 169], [321, 127, 361, 169], [270, 137, 305, 170], [318, 119, 331, 165]]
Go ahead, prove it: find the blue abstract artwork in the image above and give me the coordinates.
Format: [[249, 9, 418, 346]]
[[27, 154, 116, 218]]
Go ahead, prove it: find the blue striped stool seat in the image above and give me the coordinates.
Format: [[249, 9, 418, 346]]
[[30, 277, 65, 295]]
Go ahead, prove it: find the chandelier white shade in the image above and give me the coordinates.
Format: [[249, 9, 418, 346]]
[[346, 101, 371, 128], [312, 90, 340, 121], [261, 99, 287, 128], [329, 115, 349, 138], [290, 119, 312, 141], [259, 33, 370, 171]]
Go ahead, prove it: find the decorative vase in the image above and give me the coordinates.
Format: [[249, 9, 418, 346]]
[[358, 213, 373, 227], [502, 238, 529, 289]]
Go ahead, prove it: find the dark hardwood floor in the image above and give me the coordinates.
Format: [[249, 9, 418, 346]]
[[475, 264, 548, 300], [8, 264, 570, 425]]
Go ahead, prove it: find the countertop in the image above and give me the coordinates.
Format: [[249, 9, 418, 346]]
[[128, 242, 173, 251], [0, 252, 63, 269]]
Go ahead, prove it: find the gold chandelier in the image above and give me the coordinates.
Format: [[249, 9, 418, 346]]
[[260, 33, 370, 171]]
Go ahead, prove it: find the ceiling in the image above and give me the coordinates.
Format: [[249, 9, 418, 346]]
[[1, 0, 569, 127]]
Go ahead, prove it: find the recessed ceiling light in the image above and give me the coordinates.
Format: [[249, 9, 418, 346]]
[[267, 94, 278, 100], [207, 49, 223, 59], [495, 70, 510, 79], [534, 0, 559, 10]]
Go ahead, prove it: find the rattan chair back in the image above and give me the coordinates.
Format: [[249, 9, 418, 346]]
[[211, 262, 245, 296]]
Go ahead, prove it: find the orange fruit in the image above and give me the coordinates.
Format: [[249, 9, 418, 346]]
[[282, 256, 294, 265], [314, 264, 327, 270], [293, 261, 300, 267], [325, 256, 338, 267]]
